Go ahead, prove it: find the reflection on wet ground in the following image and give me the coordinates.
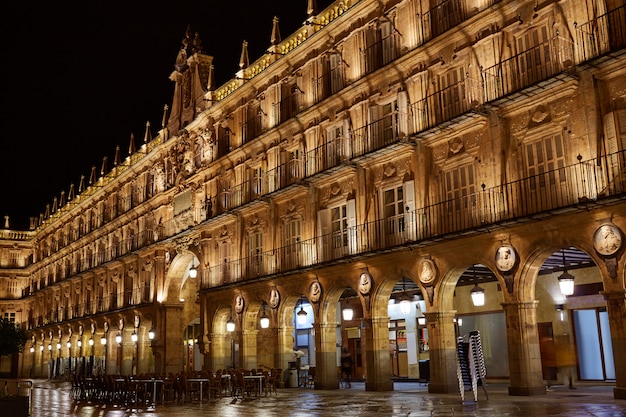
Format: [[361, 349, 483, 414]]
[[25, 379, 626, 417]]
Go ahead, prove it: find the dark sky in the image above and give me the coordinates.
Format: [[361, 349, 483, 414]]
[[1, 1, 333, 231]]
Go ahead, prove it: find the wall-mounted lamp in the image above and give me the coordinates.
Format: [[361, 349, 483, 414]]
[[555, 304, 565, 321], [470, 265, 485, 307], [148, 328, 155, 340], [56, 342, 61, 350], [66, 341, 71, 349], [30, 346, 35, 353], [100, 334, 107, 345], [77, 340, 82, 348], [131, 330, 138, 343], [39, 345, 43, 352], [417, 316, 427, 326], [398, 279, 411, 315], [260, 302, 270, 329], [226, 314, 236, 332], [342, 299, 354, 321], [48, 344, 52, 351], [115, 332, 122, 344], [297, 296, 308, 325], [189, 258, 198, 279], [88, 337, 94, 347], [558, 249, 575, 296]]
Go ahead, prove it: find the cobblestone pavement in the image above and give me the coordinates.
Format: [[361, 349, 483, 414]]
[[23, 379, 626, 417]]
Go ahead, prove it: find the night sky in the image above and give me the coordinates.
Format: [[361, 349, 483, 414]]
[[1, 1, 333, 231]]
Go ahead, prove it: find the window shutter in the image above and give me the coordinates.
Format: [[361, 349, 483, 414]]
[[347, 199, 357, 254], [403, 180, 416, 241], [317, 208, 330, 262]]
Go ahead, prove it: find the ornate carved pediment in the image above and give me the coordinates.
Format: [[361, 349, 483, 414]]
[[175, 235, 198, 253]]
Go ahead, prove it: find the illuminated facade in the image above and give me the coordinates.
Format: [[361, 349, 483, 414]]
[[1, 0, 625, 398]]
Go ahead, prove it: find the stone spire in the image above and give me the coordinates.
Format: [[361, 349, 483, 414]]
[[161, 105, 169, 129], [114, 146, 121, 166], [52, 196, 58, 213], [239, 40, 249, 70], [143, 121, 152, 144], [68, 183, 75, 201], [59, 190, 66, 208], [100, 156, 108, 176], [207, 65, 215, 91], [89, 166, 97, 185], [128, 133, 136, 155], [79, 175, 86, 193], [307, 0, 318, 17], [271, 16, 281, 46]]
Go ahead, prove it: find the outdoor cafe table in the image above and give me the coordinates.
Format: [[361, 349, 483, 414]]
[[243, 374, 264, 396], [186, 378, 210, 401], [134, 378, 164, 406]]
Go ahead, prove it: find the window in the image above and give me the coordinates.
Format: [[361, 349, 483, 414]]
[[318, 200, 357, 261], [250, 166, 264, 198], [248, 231, 263, 276], [286, 149, 303, 184], [525, 133, 566, 191], [278, 82, 302, 123], [604, 110, 626, 189], [383, 185, 405, 237], [4, 312, 15, 323], [517, 25, 551, 88], [326, 125, 345, 168], [523, 133, 570, 211], [329, 53, 345, 93], [381, 181, 415, 243], [284, 219, 302, 269], [444, 163, 476, 213], [219, 242, 232, 283], [438, 67, 467, 122]]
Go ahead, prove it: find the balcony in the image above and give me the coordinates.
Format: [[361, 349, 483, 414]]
[[198, 150, 625, 288]]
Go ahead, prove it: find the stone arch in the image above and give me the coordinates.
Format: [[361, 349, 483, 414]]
[[163, 251, 200, 304]]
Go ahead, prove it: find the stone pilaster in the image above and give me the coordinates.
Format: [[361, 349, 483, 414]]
[[314, 321, 339, 389], [602, 290, 626, 399], [162, 303, 184, 375], [364, 317, 394, 391], [424, 310, 457, 394], [242, 329, 259, 370], [502, 301, 546, 396]]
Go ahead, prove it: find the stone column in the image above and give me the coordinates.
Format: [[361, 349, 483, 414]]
[[314, 321, 339, 389], [424, 310, 457, 394], [502, 300, 546, 396], [363, 317, 394, 391], [161, 303, 184, 375], [242, 329, 259, 370], [602, 289, 626, 399]]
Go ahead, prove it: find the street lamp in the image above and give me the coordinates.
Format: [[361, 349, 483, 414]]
[[100, 333, 107, 375], [397, 279, 411, 315], [226, 316, 236, 333], [227, 311, 236, 368], [189, 258, 198, 278], [469, 266, 485, 307], [297, 296, 308, 325], [260, 302, 270, 329], [558, 249, 575, 296]]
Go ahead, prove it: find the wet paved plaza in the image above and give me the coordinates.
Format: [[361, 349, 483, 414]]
[[25, 379, 626, 417]]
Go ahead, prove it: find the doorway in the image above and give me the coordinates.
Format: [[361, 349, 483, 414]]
[[573, 308, 615, 381]]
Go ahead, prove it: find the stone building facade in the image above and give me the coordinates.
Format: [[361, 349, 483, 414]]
[[0, 0, 625, 399]]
